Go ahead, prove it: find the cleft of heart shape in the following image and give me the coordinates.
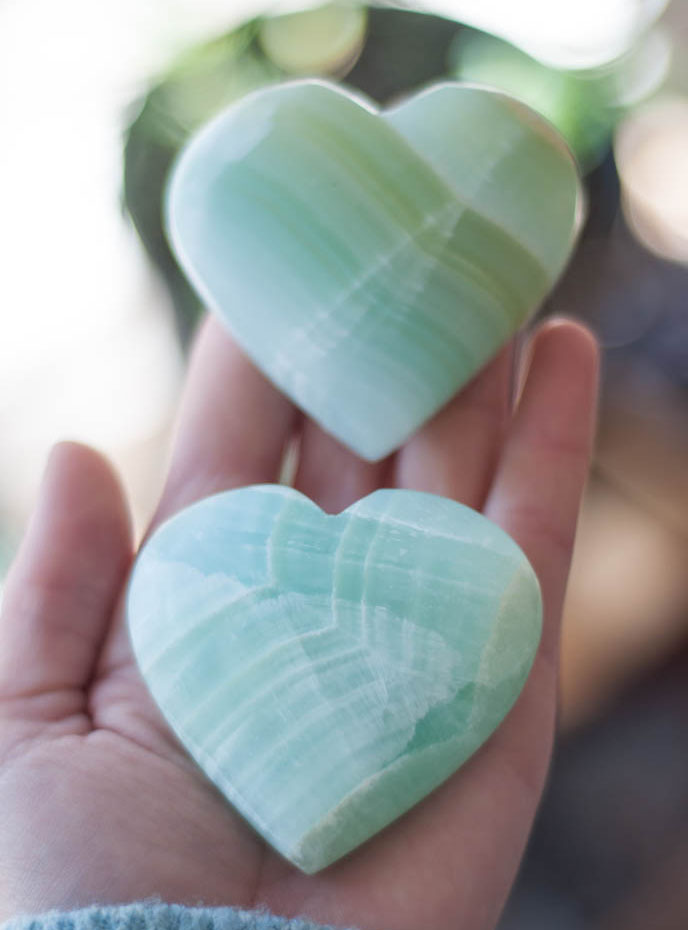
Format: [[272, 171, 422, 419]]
[[166, 79, 582, 461], [127, 485, 542, 873]]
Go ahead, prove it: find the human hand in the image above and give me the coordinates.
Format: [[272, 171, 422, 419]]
[[0, 316, 598, 930]]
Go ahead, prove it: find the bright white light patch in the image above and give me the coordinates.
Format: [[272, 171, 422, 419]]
[[0, 0, 189, 531], [419, 0, 670, 68], [616, 96, 688, 264]]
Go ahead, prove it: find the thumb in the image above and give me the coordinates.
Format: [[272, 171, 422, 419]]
[[0, 442, 132, 715]]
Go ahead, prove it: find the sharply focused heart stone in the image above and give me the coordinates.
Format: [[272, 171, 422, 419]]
[[127, 485, 542, 873], [167, 79, 582, 460]]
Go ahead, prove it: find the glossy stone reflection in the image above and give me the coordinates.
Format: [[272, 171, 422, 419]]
[[128, 485, 542, 873], [166, 80, 582, 461]]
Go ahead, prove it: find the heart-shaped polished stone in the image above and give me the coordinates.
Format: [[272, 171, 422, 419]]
[[127, 485, 542, 873], [167, 79, 582, 460]]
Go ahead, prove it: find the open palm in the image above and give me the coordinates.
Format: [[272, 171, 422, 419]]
[[0, 316, 598, 930]]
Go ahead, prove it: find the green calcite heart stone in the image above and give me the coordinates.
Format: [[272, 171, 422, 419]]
[[167, 79, 582, 460], [128, 485, 542, 872]]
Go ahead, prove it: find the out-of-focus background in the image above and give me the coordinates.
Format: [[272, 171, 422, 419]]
[[2, 1, 688, 925]]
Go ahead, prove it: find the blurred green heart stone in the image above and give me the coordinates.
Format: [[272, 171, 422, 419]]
[[128, 485, 542, 873], [167, 80, 582, 459]]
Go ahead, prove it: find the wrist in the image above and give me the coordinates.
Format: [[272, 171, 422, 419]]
[[0, 901, 356, 930]]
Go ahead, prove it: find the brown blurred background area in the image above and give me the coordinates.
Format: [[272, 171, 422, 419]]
[[2, 1, 688, 926]]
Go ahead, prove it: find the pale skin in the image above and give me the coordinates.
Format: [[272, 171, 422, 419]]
[[0, 315, 598, 930]]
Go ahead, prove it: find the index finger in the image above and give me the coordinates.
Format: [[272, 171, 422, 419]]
[[152, 316, 298, 528]]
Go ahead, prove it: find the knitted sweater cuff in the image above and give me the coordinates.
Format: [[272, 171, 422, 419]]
[[0, 902, 357, 930]]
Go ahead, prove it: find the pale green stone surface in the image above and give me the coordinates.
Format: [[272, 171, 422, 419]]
[[167, 79, 582, 461], [127, 485, 542, 873]]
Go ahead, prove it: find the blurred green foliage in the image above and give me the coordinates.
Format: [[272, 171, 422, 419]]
[[451, 33, 615, 167]]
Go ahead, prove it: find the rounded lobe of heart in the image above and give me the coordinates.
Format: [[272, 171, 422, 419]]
[[166, 79, 582, 461], [127, 485, 542, 872]]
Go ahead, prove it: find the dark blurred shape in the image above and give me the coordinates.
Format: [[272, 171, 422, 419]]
[[344, 7, 460, 103], [498, 644, 688, 929], [552, 217, 688, 390]]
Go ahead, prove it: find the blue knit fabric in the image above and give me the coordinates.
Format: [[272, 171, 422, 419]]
[[0, 903, 358, 930]]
